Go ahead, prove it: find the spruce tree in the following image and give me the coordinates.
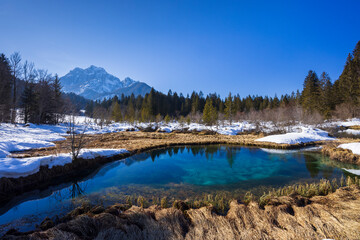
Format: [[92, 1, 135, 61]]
[[21, 79, 37, 123], [0, 54, 12, 122], [53, 75, 63, 123], [301, 70, 321, 113], [224, 92, 234, 124], [111, 100, 122, 122], [203, 98, 217, 125], [319, 72, 333, 118]]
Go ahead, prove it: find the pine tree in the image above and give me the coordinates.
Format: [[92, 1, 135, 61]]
[[111, 100, 122, 122], [53, 74, 63, 123], [319, 72, 333, 118], [203, 98, 217, 125], [164, 114, 171, 123], [224, 92, 234, 124], [301, 70, 321, 113], [21, 80, 37, 123], [126, 99, 135, 122], [0, 54, 12, 122]]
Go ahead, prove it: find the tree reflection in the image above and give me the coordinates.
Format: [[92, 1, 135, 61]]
[[204, 145, 220, 159], [304, 154, 320, 178], [69, 182, 85, 199], [225, 147, 237, 168]]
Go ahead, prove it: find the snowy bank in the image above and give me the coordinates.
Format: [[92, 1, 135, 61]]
[[156, 121, 257, 135], [343, 129, 360, 135], [0, 123, 66, 158], [0, 149, 128, 178], [338, 143, 360, 155], [343, 168, 360, 176], [255, 127, 334, 144]]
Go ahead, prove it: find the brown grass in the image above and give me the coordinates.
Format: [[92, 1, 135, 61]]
[[10, 131, 323, 158], [1, 131, 326, 206], [5, 185, 360, 240], [348, 125, 360, 130], [322, 142, 360, 165]]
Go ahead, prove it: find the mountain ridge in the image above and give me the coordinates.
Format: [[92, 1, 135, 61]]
[[60, 65, 152, 100]]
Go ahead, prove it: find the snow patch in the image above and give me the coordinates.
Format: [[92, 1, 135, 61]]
[[0, 149, 128, 178], [255, 127, 333, 144], [343, 168, 360, 176], [338, 142, 360, 155]]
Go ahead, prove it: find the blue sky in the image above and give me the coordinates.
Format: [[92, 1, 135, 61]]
[[1, 0, 359, 97]]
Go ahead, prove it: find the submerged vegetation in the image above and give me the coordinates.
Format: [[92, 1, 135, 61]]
[[70, 176, 360, 216]]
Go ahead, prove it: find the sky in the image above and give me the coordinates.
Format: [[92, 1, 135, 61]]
[[0, 0, 359, 97]]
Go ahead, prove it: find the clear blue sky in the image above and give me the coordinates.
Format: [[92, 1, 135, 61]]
[[1, 0, 359, 97]]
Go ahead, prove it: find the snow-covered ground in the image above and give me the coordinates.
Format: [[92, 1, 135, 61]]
[[343, 168, 360, 176], [255, 127, 334, 144], [0, 123, 66, 158], [155, 121, 257, 135], [338, 143, 360, 155], [1, 117, 360, 178], [0, 149, 128, 178]]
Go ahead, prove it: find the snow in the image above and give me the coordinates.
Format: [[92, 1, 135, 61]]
[[338, 142, 360, 155], [343, 168, 360, 176], [6, 116, 360, 178], [156, 121, 257, 135], [335, 118, 360, 127], [0, 149, 128, 178], [255, 127, 334, 144], [343, 129, 360, 135], [0, 123, 66, 158]]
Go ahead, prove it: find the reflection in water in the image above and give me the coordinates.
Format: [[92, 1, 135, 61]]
[[304, 154, 321, 178], [69, 182, 86, 199], [225, 146, 237, 168], [1, 145, 360, 235]]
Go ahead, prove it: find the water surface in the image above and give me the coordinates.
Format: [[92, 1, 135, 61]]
[[0, 145, 359, 234]]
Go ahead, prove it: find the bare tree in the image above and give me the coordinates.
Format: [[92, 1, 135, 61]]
[[9, 52, 22, 124], [21, 61, 36, 123], [67, 115, 87, 161]]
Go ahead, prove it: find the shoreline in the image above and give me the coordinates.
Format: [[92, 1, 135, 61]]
[[4, 185, 360, 239], [0, 131, 326, 206]]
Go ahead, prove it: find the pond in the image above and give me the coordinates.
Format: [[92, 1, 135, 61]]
[[0, 145, 359, 234]]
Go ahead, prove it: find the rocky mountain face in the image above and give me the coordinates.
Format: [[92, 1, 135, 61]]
[[60, 65, 151, 100]]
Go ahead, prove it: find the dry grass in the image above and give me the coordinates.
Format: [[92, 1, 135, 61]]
[[348, 125, 360, 130], [11, 131, 323, 159], [322, 142, 360, 165], [1, 131, 327, 206], [6, 185, 360, 240]]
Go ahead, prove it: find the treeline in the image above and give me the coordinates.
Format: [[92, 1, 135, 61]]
[[0, 52, 79, 124], [85, 41, 360, 125], [85, 89, 302, 125], [1, 40, 359, 125], [301, 41, 360, 119]]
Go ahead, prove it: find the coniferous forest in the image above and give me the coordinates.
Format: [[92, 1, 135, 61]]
[[1, 40, 360, 125]]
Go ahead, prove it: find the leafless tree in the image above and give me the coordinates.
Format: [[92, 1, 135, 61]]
[[67, 115, 87, 161], [9, 52, 22, 124]]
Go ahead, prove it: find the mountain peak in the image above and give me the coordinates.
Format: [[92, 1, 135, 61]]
[[86, 65, 104, 71], [60, 66, 151, 100]]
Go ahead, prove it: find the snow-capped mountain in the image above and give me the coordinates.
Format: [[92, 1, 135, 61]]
[[60, 65, 151, 100]]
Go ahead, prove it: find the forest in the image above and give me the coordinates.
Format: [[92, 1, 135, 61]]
[[85, 41, 360, 125], [0, 40, 359, 125]]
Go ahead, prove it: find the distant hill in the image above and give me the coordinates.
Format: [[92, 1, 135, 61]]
[[60, 65, 152, 100]]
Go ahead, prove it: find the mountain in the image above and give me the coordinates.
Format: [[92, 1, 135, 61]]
[[60, 65, 152, 100]]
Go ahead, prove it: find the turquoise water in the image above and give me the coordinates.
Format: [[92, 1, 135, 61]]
[[0, 145, 359, 234]]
